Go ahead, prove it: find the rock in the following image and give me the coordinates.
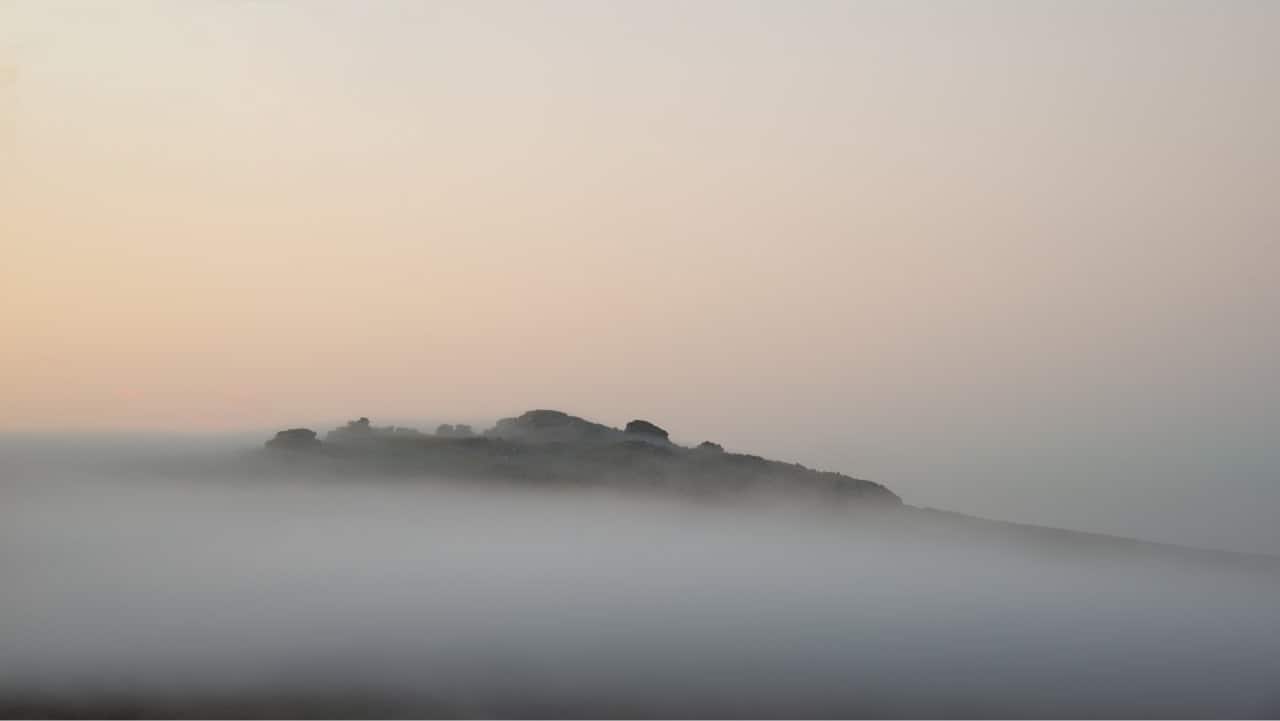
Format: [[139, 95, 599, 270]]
[[488, 410, 617, 443], [265, 428, 320, 450], [326, 417, 424, 443], [258, 410, 902, 505], [326, 417, 370, 439], [624, 420, 669, 440]]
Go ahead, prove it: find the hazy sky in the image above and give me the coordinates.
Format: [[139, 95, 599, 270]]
[[2, 1, 1278, 553]]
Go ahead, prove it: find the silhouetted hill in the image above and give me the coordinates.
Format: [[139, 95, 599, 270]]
[[255, 411, 1280, 571], [262, 410, 900, 505]]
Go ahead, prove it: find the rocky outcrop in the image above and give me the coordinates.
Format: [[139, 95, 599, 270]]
[[263, 410, 901, 506], [265, 428, 320, 450], [624, 420, 669, 441], [326, 417, 423, 443], [325, 417, 371, 442], [487, 410, 619, 444]]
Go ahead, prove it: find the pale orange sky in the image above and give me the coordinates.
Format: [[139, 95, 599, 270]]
[[2, 1, 1279, 552]]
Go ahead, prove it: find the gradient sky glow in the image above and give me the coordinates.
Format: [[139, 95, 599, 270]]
[[2, 1, 1279, 553]]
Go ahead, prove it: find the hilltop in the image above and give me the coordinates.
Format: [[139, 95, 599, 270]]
[[253, 411, 1280, 571], [261, 409, 901, 505]]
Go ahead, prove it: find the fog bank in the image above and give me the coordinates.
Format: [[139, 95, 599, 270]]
[[2, 439, 1279, 718]]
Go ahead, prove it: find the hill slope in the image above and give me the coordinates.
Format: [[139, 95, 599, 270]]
[[261, 410, 901, 505]]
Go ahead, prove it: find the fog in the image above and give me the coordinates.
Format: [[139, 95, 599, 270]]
[[3, 437, 1278, 718]]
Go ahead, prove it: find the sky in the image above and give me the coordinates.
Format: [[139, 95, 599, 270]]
[[2, 1, 1278, 553]]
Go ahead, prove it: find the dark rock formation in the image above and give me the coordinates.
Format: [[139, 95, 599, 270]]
[[487, 410, 618, 444], [261, 409, 901, 506], [265, 428, 320, 450], [326, 417, 423, 443], [624, 419, 669, 441], [325, 417, 370, 442]]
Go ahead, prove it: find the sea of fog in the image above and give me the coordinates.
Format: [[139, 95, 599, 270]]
[[2, 438, 1278, 718]]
